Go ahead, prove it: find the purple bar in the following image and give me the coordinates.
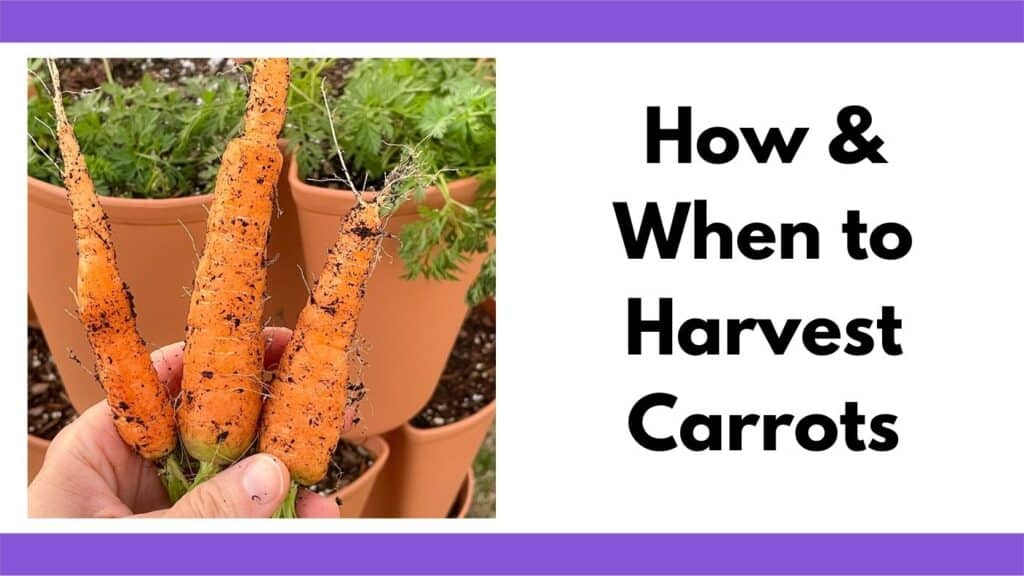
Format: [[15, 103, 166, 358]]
[[0, 534, 1022, 574], [0, 1, 1022, 42], [5, 2, 1024, 575]]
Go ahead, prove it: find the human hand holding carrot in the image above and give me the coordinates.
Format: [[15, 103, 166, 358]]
[[29, 328, 343, 518], [39, 58, 376, 517]]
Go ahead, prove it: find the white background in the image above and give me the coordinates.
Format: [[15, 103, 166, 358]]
[[1, 44, 1021, 533]]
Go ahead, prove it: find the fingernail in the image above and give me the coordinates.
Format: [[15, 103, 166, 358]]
[[242, 454, 286, 504]]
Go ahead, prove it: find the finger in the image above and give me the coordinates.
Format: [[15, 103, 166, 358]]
[[296, 489, 340, 518], [261, 326, 292, 370], [156, 454, 289, 518], [37, 402, 168, 515], [150, 342, 185, 397], [49, 402, 136, 477]]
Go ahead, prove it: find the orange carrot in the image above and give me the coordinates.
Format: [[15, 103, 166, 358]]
[[46, 59, 176, 460], [178, 58, 289, 470], [259, 200, 384, 486]]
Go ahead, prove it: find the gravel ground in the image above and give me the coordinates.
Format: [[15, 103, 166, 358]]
[[470, 424, 496, 518]]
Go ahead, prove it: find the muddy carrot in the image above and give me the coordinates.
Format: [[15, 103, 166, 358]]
[[259, 200, 384, 492], [259, 81, 418, 513], [178, 58, 290, 474], [45, 59, 176, 460]]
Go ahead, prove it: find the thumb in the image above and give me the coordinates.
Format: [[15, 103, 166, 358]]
[[162, 454, 290, 518]]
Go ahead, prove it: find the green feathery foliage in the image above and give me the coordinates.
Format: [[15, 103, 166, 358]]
[[28, 67, 247, 199], [286, 58, 496, 305]]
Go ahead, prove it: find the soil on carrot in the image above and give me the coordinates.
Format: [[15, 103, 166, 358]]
[[28, 328, 78, 440], [309, 440, 376, 499], [52, 58, 238, 93], [411, 307, 496, 429]]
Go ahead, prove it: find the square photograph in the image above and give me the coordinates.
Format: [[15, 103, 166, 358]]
[[26, 58, 495, 519]]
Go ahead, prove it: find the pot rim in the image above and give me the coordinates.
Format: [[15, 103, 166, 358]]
[[332, 434, 391, 500], [286, 152, 479, 218], [401, 397, 496, 440], [28, 176, 212, 224]]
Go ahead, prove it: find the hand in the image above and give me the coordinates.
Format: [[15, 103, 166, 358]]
[[29, 327, 341, 518]]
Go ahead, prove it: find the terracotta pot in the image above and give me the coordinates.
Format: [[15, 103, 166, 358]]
[[365, 400, 495, 518], [331, 435, 390, 518], [447, 469, 475, 519], [263, 146, 308, 329], [28, 147, 306, 414], [28, 435, 49, 484], [288, 157, 489, 437]]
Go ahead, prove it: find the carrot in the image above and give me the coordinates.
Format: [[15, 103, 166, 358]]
[[45, 59, 176, 460], [178, 58, 290, 473], [259, 82, 420, 518], [259, 199, 384, 489]]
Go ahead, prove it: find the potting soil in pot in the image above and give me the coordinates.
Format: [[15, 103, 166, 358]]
[[28, 327, 78, 439], [411, 307, 496, 429], [53, 58, 237, 92], [309, 440, 376, 500], [318, 59, 357, 96]]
